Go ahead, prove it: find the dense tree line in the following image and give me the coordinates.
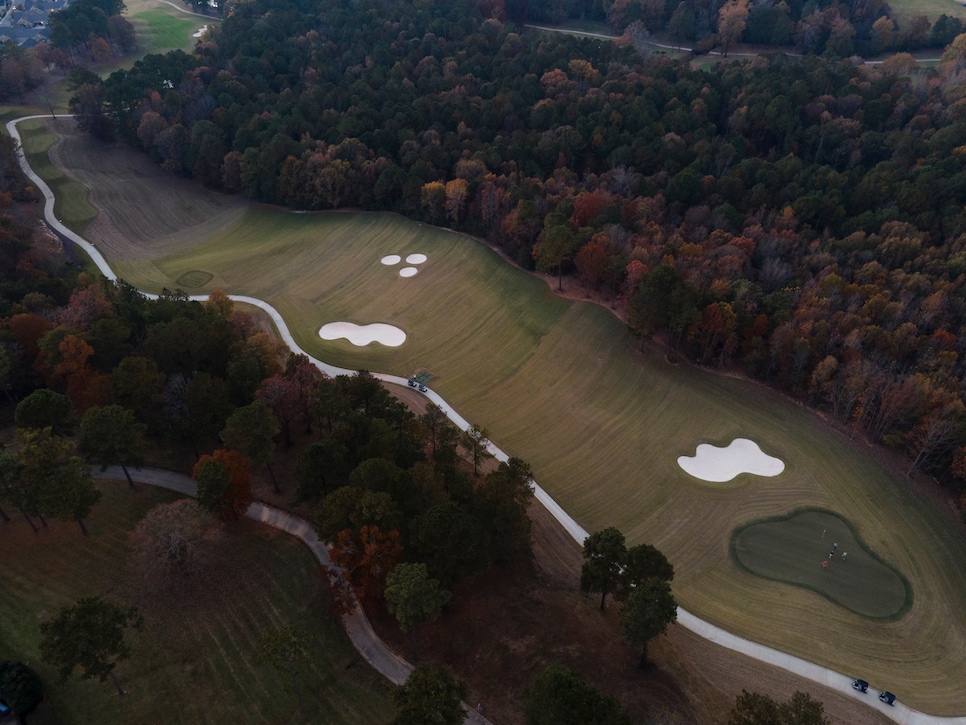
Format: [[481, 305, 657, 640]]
[[514, 0, 964, 54], [49, 0, 136, 66], [74, 0, 966, 500]]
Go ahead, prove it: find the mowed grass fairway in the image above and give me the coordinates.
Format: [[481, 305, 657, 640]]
[[128, 10, 202, 54], [19, 118, 99, 235], [0, 481, 392, 724], [26, 119, 966, 713], [732, 509, 911, 619]]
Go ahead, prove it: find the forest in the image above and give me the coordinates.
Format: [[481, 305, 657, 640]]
[[65, 0, 966, 502], [510, 0, 966, 54]]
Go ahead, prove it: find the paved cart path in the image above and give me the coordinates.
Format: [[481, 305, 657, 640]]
[[11, 116, 964, 725], [94, 466, 492, 724]]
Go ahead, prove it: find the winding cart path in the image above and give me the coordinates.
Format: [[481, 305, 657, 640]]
[[10, 115, 964, 725]]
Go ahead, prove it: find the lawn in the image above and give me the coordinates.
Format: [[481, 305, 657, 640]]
[[19, 117, 966, 715], [0, 480, 393, 724], [129, 9, 204, 53]]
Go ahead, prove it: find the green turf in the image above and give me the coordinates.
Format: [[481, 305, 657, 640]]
[[22, 119, 966, 714], [18, 118, 98, 235], [175, 269, 214, 287], [731, 509, 911, 619], [412, 370, 434, 384], [131, 9, 203, 52], [0, 481, 392, 724]]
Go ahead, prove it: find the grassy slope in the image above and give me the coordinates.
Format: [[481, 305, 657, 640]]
[[99, 0, 210, 74], [888, 0, 966, 27], [22, 120, 966, 714], [0, 481, 392, 724], [19, 118, 98, 235]]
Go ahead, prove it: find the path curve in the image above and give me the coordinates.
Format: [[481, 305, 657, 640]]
[[93, 467, 492, 724], [10, 115, 964, 725], [524, 24, 944, 63]]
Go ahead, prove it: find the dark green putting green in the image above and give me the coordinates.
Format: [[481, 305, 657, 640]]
[[731, 509, 912, 619], [176, 269, 214, 287]]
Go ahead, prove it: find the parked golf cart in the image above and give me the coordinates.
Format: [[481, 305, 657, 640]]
[[407, 378, 428, 393], [851, 679, 868, 693], [878, 691, 896, 706]]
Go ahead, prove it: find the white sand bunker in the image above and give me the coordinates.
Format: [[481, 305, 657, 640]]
[[677, 438, 785, 483], [193, 25, 208, 37], [320, 322, 406, 347], [381, 252, 428, 275]]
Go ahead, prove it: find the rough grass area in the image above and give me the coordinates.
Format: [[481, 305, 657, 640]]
[[887, 0, 966, 27], [731, 509, 911, 619], [0, 481, 392, 724], [29, 119, 966, 715]]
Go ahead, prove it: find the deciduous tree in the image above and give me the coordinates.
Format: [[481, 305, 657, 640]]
[[220, 401, 281, 492], [315, 486, 400, 543], [18, 428, 100, 535], [523, 665, 631, 725], [79, 404, 146, 487], [717, 0, 750, 57], [617, 543, 674, 600], [192, 449, 252, 520], [580, 527, 626, 610], [129, 499, 222, 593], [256, 626, 311, 714], [391, 663, 468, 725], [328, 525, 402, 603], [39, 596, 141, 696], [619, 577, 677, 667]]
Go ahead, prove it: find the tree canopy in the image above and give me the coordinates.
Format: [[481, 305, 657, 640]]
[[391, 663, 468, 725], [523, 665, 632, 725], [39, 596, 141, 696], [385, 562, 451, 662]]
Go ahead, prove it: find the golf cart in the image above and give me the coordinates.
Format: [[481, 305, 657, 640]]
[[407, 377, 428, 393], [878, 691, 896, 706], [851, 679, 869, 693]]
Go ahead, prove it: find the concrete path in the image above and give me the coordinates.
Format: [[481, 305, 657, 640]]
[[11, 115, 965, 725], [524, 24, 944, 63], [95, 467, 492, 724]]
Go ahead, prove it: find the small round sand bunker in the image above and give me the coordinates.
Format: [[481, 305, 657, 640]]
[[381, 255, 401, 265], [406, 253, 427, 264], [320, 322, 406, 347], [399, 267, 418, 277], [678, 439, 785, 483]]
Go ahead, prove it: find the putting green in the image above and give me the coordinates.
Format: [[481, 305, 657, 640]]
[[732, 510, 911, 619]]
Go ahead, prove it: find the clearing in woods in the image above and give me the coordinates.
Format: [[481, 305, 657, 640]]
[[23, 117, 966, 715]]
